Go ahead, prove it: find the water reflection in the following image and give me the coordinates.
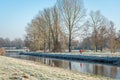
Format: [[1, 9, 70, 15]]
[[6, 53, 120, 79], [71, 61, 120, 79], [116, 68, 120, 79], [27, 56, 120, 79]]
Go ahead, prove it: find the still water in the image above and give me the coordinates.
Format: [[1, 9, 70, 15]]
[[5, 52, 120, 79]]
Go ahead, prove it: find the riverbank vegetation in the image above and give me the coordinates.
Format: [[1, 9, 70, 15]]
[[0, 56, 113, 80], [24, 0, 120, 53], [0, 0, 120, 53], [0, 48, 5, 55]]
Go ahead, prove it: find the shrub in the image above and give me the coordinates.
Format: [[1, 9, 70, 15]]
[[0, 48, 6, 56]]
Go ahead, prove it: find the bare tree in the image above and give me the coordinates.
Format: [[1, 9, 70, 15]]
[[80, 21, 91, 49], [26, 6, 67, 52], [42, 6, 67, 52], [42, 8, 52, 52], [11, 38, 24, 49], [0, 38, 5, 47], [97, 18, 108, 52], [82, 21, 90, 38], [35, 17, 48, 52], [81, 37, 92, 50], [51, 6, 61, 52], [115, 30, 120, 51], [108, 21, 117, 53], [98, 26, 108, 51], [4, 38, 11, 47], [57, 0, 85, 52], [89, 10, 105, 52], [26, 19, 44, 51]]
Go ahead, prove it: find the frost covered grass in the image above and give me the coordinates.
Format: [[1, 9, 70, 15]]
[[0, 56, 113, 80], [81, 51, 120, 57], [68, 50, 120, 57]]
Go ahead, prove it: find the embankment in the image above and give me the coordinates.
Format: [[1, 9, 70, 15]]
[[20, 52, 120, 66], [0, 56, 112, 80]]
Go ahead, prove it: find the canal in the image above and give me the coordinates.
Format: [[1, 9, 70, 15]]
[[5, 52, 120, 79]]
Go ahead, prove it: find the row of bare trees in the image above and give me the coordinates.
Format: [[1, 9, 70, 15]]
[[25, 0, 85, 52], [25, 6, 67, 52], [81, 11, 120, 52], [0, 38, 25, 49], [25, 0, 120, 53]]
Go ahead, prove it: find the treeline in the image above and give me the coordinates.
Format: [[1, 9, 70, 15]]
[[81, 26, 120, 53], [0, 38, 25, 49], [25, 0, 120, 53]]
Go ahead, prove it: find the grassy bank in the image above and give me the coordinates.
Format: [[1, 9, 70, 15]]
[[0, 56, 113, 80]]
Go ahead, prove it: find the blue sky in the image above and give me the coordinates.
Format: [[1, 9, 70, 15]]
[[0, 0, 120, 40], [84, 0, 120, 29]]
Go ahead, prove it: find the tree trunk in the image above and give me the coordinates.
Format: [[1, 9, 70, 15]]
[[44, 39, 46, 53], [48, 28, 51, 52], [95, 44, 97, 52], [69, 33, 71, 52], [100, 46, 103, 52], [100, 47, 103, 52], [44, 32, 46, 53]]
